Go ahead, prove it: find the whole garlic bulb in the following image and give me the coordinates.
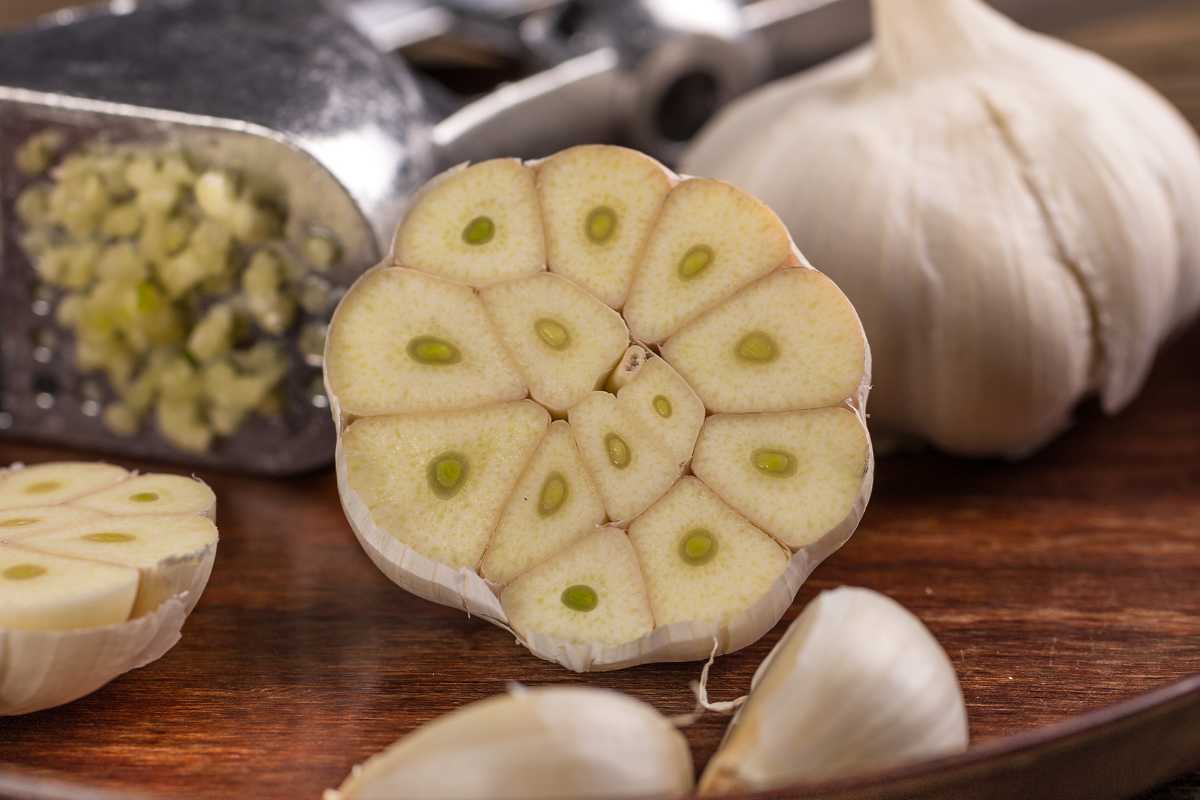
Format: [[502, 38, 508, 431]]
[[684, 0, 1200, 457], [325, 686, 694, 799], [698, 587, 968, 794]]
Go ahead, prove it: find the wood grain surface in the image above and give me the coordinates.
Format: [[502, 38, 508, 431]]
[[2, 1, 1200, 798]]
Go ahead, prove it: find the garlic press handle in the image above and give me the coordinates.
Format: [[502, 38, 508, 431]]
[[432, 47, 622, 166]]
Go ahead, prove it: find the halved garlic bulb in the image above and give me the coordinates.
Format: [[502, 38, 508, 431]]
[[0, 461, 218, 715], [699, 587, 968, 794], [326, 145, 873, 671]]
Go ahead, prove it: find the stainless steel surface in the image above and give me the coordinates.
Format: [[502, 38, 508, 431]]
[[0, 0, 433, 473]]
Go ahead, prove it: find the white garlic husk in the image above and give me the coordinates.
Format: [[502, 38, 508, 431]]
[[325, 686, 694, 800], [684, 0, 1200, 457], [698, 587, 967, 794]]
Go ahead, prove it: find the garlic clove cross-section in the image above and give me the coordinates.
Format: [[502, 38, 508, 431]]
[[325, 687, 694, 800], [537, 145, 673, 308], [392, 158, 545, 287], [663, 268, 867, 414], [481, 420, 606, 587], [627, 477, 789, 627], [0, 461, 219, 715], [683, 0, 1200, 457], [72, 473, 216, 517], [611, 347, 705, 470], [623, 178, 793, 344], [326, 145, 873, 671], [699, 587, 969, 794], [17, 513, 218, 617], [480, 272, 629, 415], [501, 527, 655, 648], [0, 505, 103, 539], [324, 268, 527, 419], [567, 391, 681, 523], [0, 462, 129, 509], [341, 402, 549, 570], [692, 408, 870, 549], [0, 544, 138, 631]]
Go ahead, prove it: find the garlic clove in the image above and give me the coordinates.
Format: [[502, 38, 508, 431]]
[[627, 477, 789, 627], [0, 462, 129, 509], [342, 401, 549, 570], [537, 145, 674, 308], [326, 686, 694, 800], [567, 391, 681, 523], [0, 505, 104, 541], [501, 527, 655, 648], [662, 268, 866, 413], [699, 586, 968, 795], [0, 544, 139, 631], [17, 513, 218, 618], [692, 407, 870, 549], [72, 472, 216, 518], [481, 420, 606, 587], [479, 272, 630, 415], [392, 158, 545, 287], [623, 178, 792, 344], [612, 348, 705, 469], [324, 267, 528, 418]]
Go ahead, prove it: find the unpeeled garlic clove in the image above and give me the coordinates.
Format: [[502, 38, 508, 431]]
[[698, 586, 968, 795], [325, 686, 694, 800]]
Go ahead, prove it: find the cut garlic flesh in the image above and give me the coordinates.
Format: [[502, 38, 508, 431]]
[[0, 544, 138, 631], [72, 473, 216, 517], [0, 462, 128, 509], [326, 145, 872, 670], [699, 587, 968, 794], [0, 505, 103, 539], [18, 513, 218, 617], [0, 461, 219, 715], [481, 420, 606, 586], [326, 687, 693, 800]]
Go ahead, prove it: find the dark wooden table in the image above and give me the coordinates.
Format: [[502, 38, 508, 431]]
[[2, 1, 1200, 798]]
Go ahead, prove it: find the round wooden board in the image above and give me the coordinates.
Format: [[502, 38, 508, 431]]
[[2, 3, 1200, 798]]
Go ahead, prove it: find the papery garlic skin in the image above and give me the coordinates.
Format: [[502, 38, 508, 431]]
[[698, 587, 967, 795], [326, 687, 694, 800], [684, 0, 1200, 457]]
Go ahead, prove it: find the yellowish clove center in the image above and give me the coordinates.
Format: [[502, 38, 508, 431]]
[[461, 215, 495, 245], [538, 472, 569, 517], [428, 452, 469, 499], [605, 433, 631, 469], [24, 480, 60, 494], [652, 394, 672, 419], [561, 584, 599, 612], [0, 517, 39, 528], [83, 532, 137, 543], [408, 336, 461, 365], [736, 331, 779, 363], [677, 245, 714, 281], [3, 564, 46, 581], [751, 448, 796, 478], [585, 206, 617, 243], [679, 528, 718, 565], [130, 491, 159, 503], [534, 317, 571, 350]]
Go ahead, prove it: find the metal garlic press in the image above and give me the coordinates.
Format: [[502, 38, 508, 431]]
[[0, 0, 1154, 473]]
